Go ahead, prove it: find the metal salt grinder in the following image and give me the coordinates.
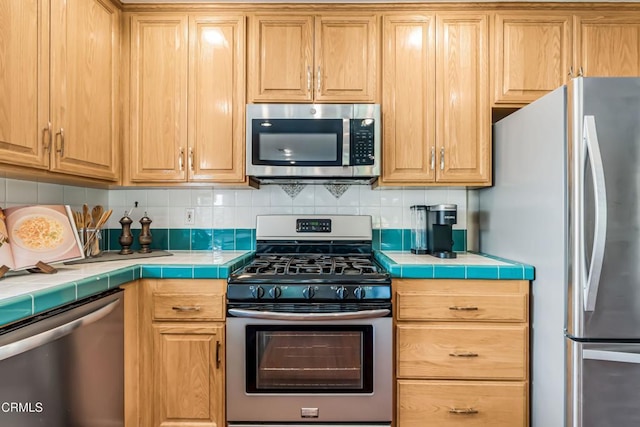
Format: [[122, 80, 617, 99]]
[[118, 213, 134, 255], [138, 212, 152, 254]]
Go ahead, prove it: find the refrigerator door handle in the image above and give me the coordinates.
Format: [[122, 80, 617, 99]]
[[582, 115, 607, 312], [583, 349, 640, 365]]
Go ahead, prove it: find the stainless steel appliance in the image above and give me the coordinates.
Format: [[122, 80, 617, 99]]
[[226, 215, 392, 427], [479, 77, 640, 427], [426, 204, 457, 259], [0, 289, 124, 426], [246, 104, 381, 184]]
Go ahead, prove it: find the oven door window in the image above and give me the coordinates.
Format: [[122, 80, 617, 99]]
[[251, 119, 344, 166], [246, 325, 373, 394]]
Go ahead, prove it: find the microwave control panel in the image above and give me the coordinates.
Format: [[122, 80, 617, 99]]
[[350, 119, 375, 166]]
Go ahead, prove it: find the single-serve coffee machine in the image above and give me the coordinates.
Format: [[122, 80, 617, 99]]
[[427, 204, 457, 258], [410, 204, 458, 258]]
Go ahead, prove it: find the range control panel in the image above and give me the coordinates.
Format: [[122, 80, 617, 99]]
[[296, 218, 332, 233]]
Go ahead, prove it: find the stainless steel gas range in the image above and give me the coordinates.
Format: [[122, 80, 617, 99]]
[[226, 215, 392, 427]]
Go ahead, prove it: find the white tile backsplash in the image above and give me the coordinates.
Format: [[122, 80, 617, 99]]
[[0, 180, 475, 242], [6, 179, 38, 204], [37, 183, 64, 205]]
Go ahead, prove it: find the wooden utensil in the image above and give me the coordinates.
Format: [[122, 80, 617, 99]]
[[92, 205, 104, 228], [83, 209, 113, 254]]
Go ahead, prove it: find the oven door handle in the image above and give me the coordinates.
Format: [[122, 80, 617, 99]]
[[227, 308, 390, 321]]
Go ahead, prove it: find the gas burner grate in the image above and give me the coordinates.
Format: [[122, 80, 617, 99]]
[[240, 254, 381, 276]]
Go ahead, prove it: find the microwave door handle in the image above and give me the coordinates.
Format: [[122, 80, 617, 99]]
[[227, 308, 390, 321], [343, 119, 351, 165]]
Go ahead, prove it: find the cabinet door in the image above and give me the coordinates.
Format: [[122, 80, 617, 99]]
[[575, 14, 640, 77], [188, 15, 245, 182], [494, 13, 572, 105], [315, 15, 378, 102], [129, 14, 188, 182], [50, 0, 119, 181], [436, 13, 491, 185], [0, 0, 50, 170], [153, 323, 224, 427], [248, 14, 314, 102], [381, 14, 436, 184]]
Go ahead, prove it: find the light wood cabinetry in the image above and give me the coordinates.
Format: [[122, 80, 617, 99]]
[[574, 13, 640, 77], [248, 13, 378, 102], [381, 13, 490, 186], [126, 279, 226, 427], [493, 13, 572, 106], [0, 0, 119, 181], [125, 12, 245, 184], [394, 279, 530, 427]]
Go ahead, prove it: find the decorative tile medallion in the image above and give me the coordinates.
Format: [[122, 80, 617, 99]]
[[278, 183, 307, 199], [323, 183, 350, 199]]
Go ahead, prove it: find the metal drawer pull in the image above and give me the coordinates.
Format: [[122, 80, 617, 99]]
[[215, 341, 221, 369], [171, 306, 201, 312], [449, 407, 479, 415], [449, 306, 479, 311], [449, 351, 479, 357]]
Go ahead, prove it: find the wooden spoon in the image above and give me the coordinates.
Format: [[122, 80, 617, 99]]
[[92, 205, 104, 229]]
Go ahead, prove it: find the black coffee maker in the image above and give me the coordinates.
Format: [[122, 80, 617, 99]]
[[427, 204, 457, 259]]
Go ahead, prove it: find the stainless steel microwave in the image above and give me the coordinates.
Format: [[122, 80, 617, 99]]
[[246, 104, 381, 183]]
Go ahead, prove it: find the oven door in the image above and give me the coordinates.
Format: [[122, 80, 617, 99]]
[[226, 311, 392, 424]]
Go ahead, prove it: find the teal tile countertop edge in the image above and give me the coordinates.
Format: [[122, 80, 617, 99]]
[[0, 251, 255, 328], [375, 251, 535, 280]]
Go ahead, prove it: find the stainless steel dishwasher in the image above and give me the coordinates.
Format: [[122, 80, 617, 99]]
[[0, 288, 124, 426]]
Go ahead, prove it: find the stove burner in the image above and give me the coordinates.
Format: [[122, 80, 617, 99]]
[[241, 255, 381, 276]]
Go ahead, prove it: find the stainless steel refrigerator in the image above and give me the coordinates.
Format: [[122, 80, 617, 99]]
[[479, 77, 640, 427]]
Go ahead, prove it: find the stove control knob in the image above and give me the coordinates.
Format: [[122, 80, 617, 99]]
[[335, 286, 348, 300], [251, 286, 265, 299], [302, 286, 315, 299], [354, 287, 366, 300], [269, 286, 282, 299]]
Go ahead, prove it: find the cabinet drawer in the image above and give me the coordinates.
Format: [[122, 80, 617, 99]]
[[152, 293, 225, 321], [396, 292, 527, 322], [397, 379, 528, 427], [397, 324, 527, 380], [394, 279, 528, 322]]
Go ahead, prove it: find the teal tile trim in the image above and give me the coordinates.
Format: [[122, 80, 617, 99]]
[[33, 284, 77, 313], [169, 229, 191, 251], [373, 251, 402, 276], [0, 294, 33, 326], [452, 230, 467, 252], [380, 229, 403, 251], [192, 229, 214, 250], [473, 252, 535, 280], [76, 275, 110, 299], [374, 250, 534, 280], [433, 265, 466, 279]]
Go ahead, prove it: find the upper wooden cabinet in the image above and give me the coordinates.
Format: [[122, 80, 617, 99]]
[[575, 13, 640, 77], [493, 13, 572, 106], [0, 0, 119, 181], [126, 13, 246, 184], [381, 12, 490, 186], [248, 14, 378, 103]]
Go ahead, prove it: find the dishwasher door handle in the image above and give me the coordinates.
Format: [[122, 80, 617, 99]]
[[228, 308, 390, 321], [0, 299, 121, 362]]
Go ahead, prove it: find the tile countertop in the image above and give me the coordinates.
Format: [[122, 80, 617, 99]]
[[0, 251, 253, 327], [376, 251, 535, 280], [0, 250, 534, 328]]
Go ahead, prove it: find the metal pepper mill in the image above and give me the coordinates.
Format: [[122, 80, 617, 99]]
[[138, 212, 152, 254], [118, 214, 134, 255]]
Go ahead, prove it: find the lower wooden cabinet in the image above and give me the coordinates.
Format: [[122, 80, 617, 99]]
[[394, 279, 530, 427], [397, 379, 527, 427], [124, 279, 226, 427], [152, 323, 224, 427]]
